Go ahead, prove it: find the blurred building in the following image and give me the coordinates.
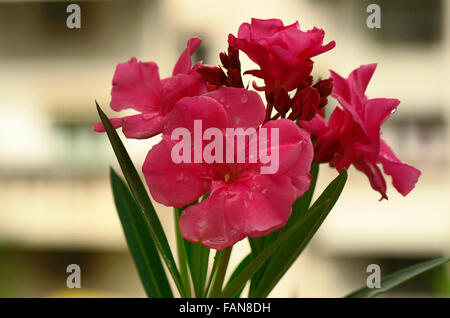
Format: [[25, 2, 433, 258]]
[[0, 0, 448, 297]]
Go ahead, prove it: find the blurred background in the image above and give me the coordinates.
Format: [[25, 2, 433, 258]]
[[0, 0, 449, 297]]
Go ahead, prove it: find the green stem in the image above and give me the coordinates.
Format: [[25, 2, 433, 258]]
[[209, 247, 232, 297], [174, 208, 191, 297]]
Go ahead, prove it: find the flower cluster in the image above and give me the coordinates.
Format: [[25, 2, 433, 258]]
[[95, 18, 420, 249], [301, 64, 421, 199]]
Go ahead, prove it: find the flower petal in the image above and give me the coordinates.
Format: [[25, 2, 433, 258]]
[[160, 73, 206, 115], [379, 140, 421, 196], [364, 98, 400, 136], [121, 112, 164, 139], [110, 58, 161, 112], [172, 37, 202, 76], [162, 95, 229, 136], [142, 137, 210, 208], [179, 192, 246, 250], [251, 119, 313, 177], [353, 158, 388, 200], [92, 117, 123, 132], [222, 174, 297, 237], [349, 63, 377, 97], [205, 87, 266, 130]]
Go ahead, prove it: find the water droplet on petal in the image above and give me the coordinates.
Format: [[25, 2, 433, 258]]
[[240, 94, 248, 103]]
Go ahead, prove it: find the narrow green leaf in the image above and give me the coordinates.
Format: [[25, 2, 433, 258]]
[[248, 163, 319, 295], [204, 250, 222, 297], [346, 257, 450, 298], [224, 254, 252, 298], [221, 200, 330, 298], [97, 102, 186, 297], [252, 169, 347, 297], [110, 169, 172, 297], [189, 243, 210, 297], [174, 208, 191, 297], [284, 162, 320, 229], [175, 200, 210, 297], [209, 247, 232, 297]]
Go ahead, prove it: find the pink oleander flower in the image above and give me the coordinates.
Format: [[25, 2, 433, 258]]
[[142, 87, 313, 249], [93, 37, 207, 139], [302, 64, 421, 199], [228, 18, 335, 93]]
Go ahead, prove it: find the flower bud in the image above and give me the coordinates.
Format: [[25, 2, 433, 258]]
[[197, 65, 227, 85], [313, 78, 333, 98], [273, 88, 291, 114], [291, 86, 320, 121]]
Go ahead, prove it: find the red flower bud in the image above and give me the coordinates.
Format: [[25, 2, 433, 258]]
[[313, 78, 333, 98], [197, 65, 227, 85], [291, 86, 320, 121], [273, 88, 291, 114], [219, 52, 230, 69]]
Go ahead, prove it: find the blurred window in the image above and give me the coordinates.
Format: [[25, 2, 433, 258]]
[[52, 118, 109, 171], [363, 0, 443, 45], [382, 111, 447, 165], [0, 0, 146, 58]]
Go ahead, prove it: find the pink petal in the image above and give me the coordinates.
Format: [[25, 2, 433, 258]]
[[92, 117, 123, 132], [121, 112, 164, 139], [160, 73, 206, 115], [110, 58, 161, 113], [291, 175, 312, 197], [364, 98, 400, 135], [172, 37, 202, 76], [379, 140, 421, 196], [349, 63, 377, 96], [330, 69, 366, 134], [179, 191, 246, 250], [251, 119, 313, 177], [142, 137, 211, 208], [205, 87, 265, 130], [330, 69, 355, 109], [162, 95, 229, 136], [353, 158, 388, 200], [246, 18, 285, 40], [299, 114, 328, 136], [222, 174, 297, 237]]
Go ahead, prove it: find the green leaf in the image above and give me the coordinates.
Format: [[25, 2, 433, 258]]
[[110, 169, 172, 297], [220, 199, 330, 298], [248, 163, 319, 295], [209, 247, 232, 297], [189, 243, 210, 297], [224, 254, 252, 298], [174, 208, 191, 297], [251, 169, 347, 297], [346, 257, 450, 298], [284, 162, 320, 229], [204, 250, 222, 297], [176, 200, 210, 298], [97, 102, 186, 297]]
